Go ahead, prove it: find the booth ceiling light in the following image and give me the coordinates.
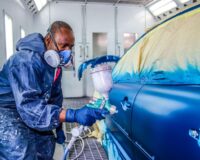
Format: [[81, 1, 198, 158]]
[[149, 0, 177, 16], [178, 0, 190, 3], [34, 0, 47, 11]]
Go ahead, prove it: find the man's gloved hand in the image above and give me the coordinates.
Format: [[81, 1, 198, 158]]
[[56, 124, 66, 144], [65, 106, 109, 126]]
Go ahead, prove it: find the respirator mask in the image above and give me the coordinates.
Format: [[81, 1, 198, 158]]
[[44, 28, 74, 69]]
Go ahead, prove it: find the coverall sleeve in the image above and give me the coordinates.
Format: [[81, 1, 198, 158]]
[[8, 62, 61, 131]]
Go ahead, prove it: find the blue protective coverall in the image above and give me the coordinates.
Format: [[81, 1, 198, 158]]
[[0, 33, 63, 160]]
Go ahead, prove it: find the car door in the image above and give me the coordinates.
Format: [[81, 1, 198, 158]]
[[109, 83, 143, 138], [132, 84, 200, 160]]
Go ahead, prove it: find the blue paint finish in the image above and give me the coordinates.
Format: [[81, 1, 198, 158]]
[[78, 58, 95, 80], [107, 4, 200, 160], [113, 64, 200, 84], [78, 55, 119, 80], [93, 55, 119, 67], [103, 128, 132, 160], [133, 84, 200, 160], [109, 83, 143, 138], [108, 84, 200, 159], [105, 117, 150, 160]]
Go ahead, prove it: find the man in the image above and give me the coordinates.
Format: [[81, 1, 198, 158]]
[[0, 21, 108, 160]]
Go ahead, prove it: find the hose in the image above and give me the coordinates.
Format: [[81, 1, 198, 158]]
[[62, 135, 84, 160], [62, 127, 92, 160]]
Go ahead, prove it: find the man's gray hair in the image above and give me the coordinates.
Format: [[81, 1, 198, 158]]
[[47, 21, 73, 35]]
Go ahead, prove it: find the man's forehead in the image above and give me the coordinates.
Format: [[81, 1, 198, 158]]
[[55, 28, 74, 43]]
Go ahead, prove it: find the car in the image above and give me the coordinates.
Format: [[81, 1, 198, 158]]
[[106, 3, 200, 160]]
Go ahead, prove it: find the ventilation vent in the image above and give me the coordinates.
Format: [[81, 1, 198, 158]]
[[155, 0, 200, 20], [22, 0, 38, 14]]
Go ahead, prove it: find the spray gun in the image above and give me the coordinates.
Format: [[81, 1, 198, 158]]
[[62, 55, 119, 160], [86, 64, 118, 114], [78, 55, 120, 114]]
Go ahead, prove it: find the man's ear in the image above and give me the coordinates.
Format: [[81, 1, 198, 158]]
[[44, 34, 51, 49]]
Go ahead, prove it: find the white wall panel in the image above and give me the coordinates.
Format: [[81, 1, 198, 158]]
[[117, 5, 155, 56], [0, 0, 33, 67], [85, 4, 115, 97], [33, 2, 156, 97]]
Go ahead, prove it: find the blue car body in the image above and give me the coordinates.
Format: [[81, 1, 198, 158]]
[[108, 84, 200, 160], [106, 4, 200, 160]]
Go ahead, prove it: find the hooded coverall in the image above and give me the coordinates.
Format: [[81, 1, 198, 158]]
[[0, 33, 63, 160]]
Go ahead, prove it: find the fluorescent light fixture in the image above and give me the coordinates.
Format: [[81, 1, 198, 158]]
[[34, 0, 47, 11], [4, 14, 13, 60], [179, 0, 190, 3], [149, 0, 177, 16]]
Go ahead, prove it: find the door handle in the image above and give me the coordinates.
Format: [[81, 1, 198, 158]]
[[118, 45, 120, 56], [120, 96, 131, 111], [86, 45, 89, 58], [189, 128, 200, 147], [79, 45, 83, 58]]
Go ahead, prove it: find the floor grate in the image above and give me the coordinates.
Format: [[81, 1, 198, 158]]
[[54, 98, 108, 160]]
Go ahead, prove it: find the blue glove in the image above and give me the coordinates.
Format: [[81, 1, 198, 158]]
[[65, 106, 109, 126], [56, 124, 66, 144]]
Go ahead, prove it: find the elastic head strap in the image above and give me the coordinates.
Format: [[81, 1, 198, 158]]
[[47, 25, 60, 51]]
